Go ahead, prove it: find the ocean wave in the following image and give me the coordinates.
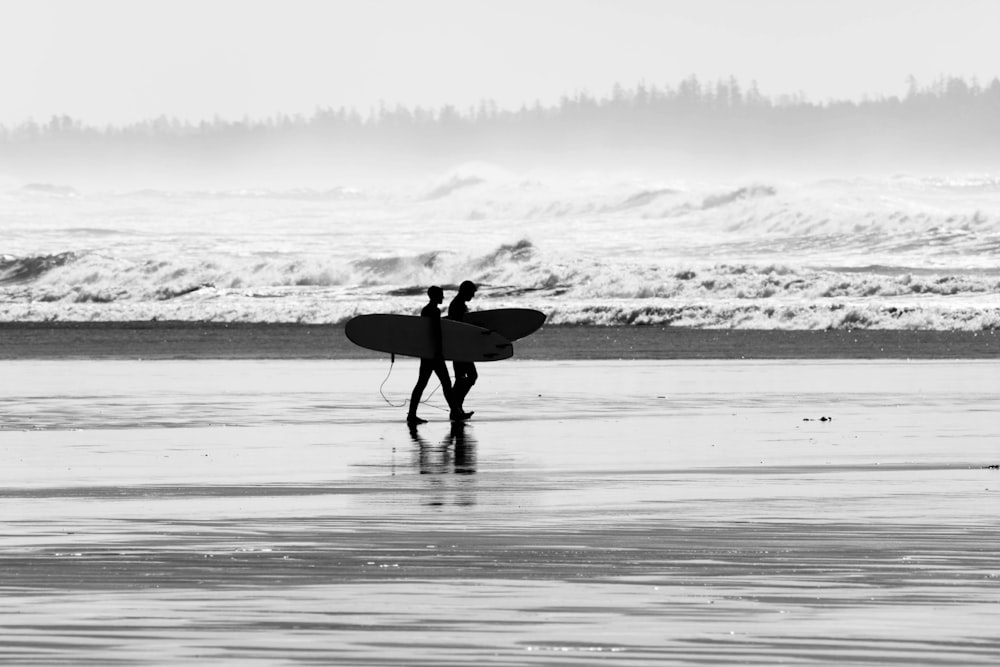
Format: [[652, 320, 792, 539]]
[[700, 185, 777, 210], [903, 174, 1000, 193], [3, 296, 998, 331], [0, 252, 78, 285], [472, 239, 534, 268], [404, 177, 1000, 252], [0, 241, 537, 304], [3, 172, 1000, 331], [352, 252, 442, 280], [3, 244, 998, 331], [20, 183, 81, 198], [10, 175, 1000, 253], [541, 301, 1000, 330], [609, 188, 679, 211], [424, 175, 486, 200], [119, 186, 365, 201]]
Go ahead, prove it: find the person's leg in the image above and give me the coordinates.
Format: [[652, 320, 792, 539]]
[[408, 360, 433, 422], [453, 361, 477, 407], [452, 362, 465, 406], [451, 361, 477, 418], [432, 358, 466, 415]]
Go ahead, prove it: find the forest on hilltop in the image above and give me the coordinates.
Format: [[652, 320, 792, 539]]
[[3, 76, 999, 184]]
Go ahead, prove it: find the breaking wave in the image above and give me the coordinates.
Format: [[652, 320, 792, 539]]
[[123, 186, 365, 201], [424, 175, 486, 200], [3, 242, 999, 330], [3, 171, 1000, 329], [700, 185, 777, 210], [0, 252, 78, 285]]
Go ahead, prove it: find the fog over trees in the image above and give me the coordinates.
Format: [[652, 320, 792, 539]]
[[3, 76, 999, 186]]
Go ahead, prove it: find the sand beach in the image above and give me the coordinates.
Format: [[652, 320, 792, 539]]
[[1, 333, 998, 664], [5, 5, 1000, 663]]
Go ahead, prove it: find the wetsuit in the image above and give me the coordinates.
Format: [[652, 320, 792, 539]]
[[448, 297, 478, 410], [407, 301, 455, 419]]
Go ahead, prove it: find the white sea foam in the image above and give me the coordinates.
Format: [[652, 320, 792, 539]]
[[2, 172, 1000, 329]]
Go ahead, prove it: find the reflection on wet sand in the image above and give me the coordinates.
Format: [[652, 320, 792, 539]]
[[2, 360, 999, 665], [409, 421, 478, 506]]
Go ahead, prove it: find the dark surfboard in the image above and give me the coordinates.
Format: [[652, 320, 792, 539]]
[[345, 314, 513, 362], [460, 308, 546, 341]]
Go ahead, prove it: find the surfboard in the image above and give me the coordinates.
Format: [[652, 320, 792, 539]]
[[459, 308, 546, 341], [345, 314, 513, 362]]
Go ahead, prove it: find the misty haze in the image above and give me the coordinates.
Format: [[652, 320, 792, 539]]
[[3, 76, 1000, 187], [3, 2, 1000, 665]]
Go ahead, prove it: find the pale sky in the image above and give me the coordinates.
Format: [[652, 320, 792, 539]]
[[2, 0, 999, 126]]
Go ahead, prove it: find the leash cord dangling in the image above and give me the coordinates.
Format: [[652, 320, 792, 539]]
[[378, 353, 447, 411], [379, 354, 407, 408]]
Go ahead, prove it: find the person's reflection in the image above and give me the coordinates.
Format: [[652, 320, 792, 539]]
[[447, 420, 477, 474], [408, 422, 443, 475], [407, 422, 477, 475]]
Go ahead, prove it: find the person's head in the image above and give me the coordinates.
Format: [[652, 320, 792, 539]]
[[427, 285, 444, 304], [458, 280, 478, 300]]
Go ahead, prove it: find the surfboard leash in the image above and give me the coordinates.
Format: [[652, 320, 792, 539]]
[[378, 353, 448, 412], [379, 354, 407, 408], [420, 384, 450, 412]]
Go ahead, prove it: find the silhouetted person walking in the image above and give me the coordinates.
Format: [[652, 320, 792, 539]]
[[448, 280, 479, 417], [408, 286, 462, 424]]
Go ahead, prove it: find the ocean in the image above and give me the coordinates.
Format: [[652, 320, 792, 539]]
[[3, 169, 1000, 329]]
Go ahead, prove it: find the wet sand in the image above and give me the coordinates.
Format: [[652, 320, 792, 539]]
[[1, 358, 998, 664], [3, 321, 1000, 359]]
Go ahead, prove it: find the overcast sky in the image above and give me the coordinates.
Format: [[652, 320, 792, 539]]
[[3, 0, 1000, 126]]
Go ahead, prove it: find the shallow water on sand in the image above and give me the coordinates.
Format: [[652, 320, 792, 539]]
[[1, 360, 998, 665]]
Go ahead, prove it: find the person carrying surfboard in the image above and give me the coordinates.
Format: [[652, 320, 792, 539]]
[[448, 280, 479, 418], [407, 286, 465, 424]]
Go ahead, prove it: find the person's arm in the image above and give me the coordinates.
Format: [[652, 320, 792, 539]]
[[429, 309, 445, 360]]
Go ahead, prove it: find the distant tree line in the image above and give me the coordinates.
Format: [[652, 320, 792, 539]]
[[3, 75, 1000, 178]]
